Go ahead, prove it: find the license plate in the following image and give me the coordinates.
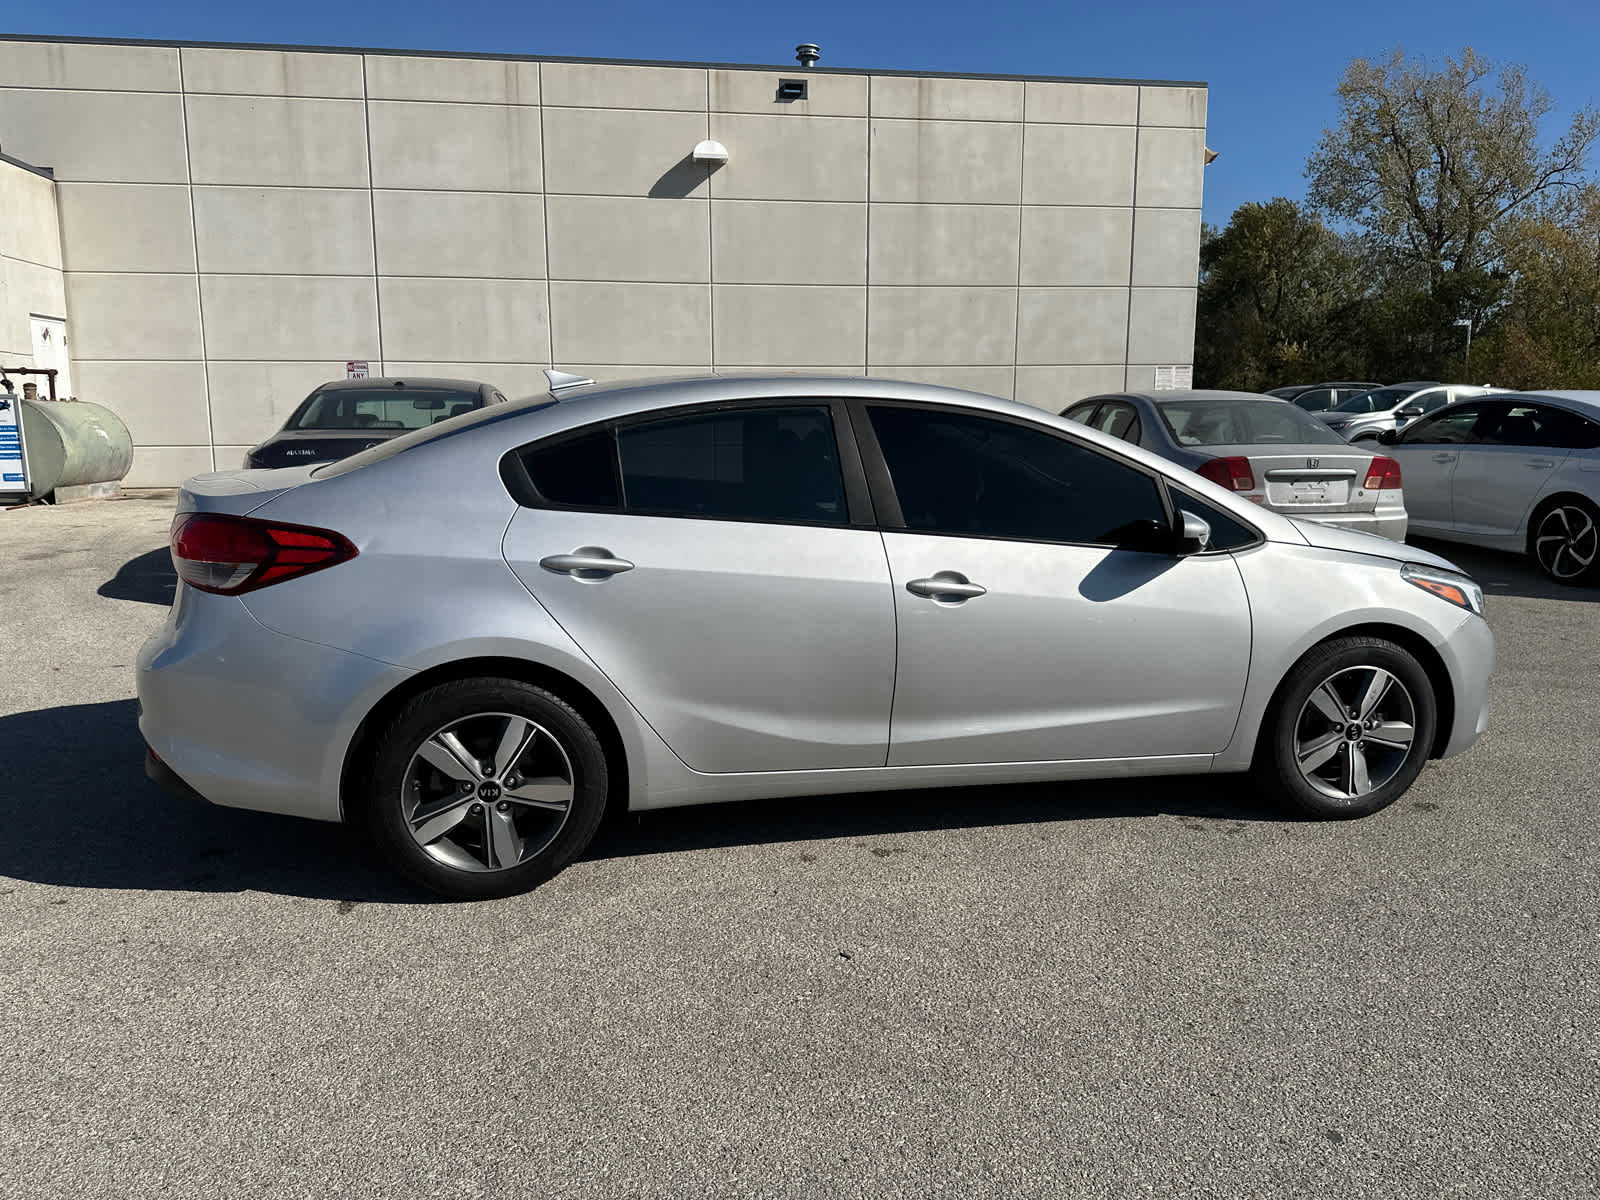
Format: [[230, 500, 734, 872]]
[[1291, 482, 1328, 501]]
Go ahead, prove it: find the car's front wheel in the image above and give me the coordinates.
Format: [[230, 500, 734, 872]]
[[1529, 496, 1600, 586], [367, 678, 610, 899], [1252, 637, 1437, 819]]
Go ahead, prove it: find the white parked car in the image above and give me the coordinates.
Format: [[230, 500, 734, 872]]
[[1378, 391, 1600, 585], [1322, 383, 1506, 443]]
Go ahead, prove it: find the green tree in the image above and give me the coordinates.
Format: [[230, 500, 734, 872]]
[[1482, 185, 1600, 387], [1195, 199, 1364, 389], [1305, 48, 1598, 375]]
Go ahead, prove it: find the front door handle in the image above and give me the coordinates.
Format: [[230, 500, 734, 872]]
[[906, 572, 987, 602], [1433, 452, 1457, 463], [539, 548, 635, 579]]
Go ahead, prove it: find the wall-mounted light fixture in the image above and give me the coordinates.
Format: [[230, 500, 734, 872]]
[[692, 139, 729, 165]]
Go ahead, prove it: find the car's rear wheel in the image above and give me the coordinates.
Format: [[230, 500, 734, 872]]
[[1529, 497, 1600, 586], [367, 678, 609, 899], [1252, 637, 1436, 819]]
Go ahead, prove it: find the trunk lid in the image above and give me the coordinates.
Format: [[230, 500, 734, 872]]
[[250, 429, 396, 468], [1210, 443, 1383, 515], [177, 466, 320, 517]]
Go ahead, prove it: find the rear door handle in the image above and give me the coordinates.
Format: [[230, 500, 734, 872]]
[[1526, 458, 1556, 469], [539, 548, 635, 578], [1433, 453, 1457, 463], [906, 573, 987, 601]]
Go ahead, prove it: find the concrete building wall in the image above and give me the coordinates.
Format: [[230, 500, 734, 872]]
[[0, 155, 66, 379], [0, 37, 1206, 485]]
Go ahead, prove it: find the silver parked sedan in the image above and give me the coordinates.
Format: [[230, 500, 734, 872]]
[[1062, 390, 1408, 540], [1379, 390, 1600, 585], [140, 374, 1493, 898]]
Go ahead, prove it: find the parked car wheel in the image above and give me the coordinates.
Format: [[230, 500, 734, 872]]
[[1528, 496, 1600, 586], [367, 679, 610, 899], [1252, 637, 1436, 819]]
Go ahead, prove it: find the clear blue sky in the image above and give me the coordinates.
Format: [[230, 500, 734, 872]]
[[7, 0, 1598, 228]]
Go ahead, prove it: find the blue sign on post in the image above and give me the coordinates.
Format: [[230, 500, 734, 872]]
[[0, 391, 30, 496]]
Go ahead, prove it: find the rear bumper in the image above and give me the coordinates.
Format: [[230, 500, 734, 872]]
[[137, 585, 412, 823], [1277, 508, 1408, 543], [145, 747, 208, 804]]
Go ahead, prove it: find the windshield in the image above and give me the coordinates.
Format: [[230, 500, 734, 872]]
[[290, 387, 481, 431], [1159, 400, 1347, 447], [1330, 386, 1411, 415]]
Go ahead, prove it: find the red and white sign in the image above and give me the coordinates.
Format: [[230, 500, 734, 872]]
[[346, 360, 370, 379]]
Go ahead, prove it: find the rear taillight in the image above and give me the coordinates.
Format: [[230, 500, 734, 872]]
[[1196, 455, 1256, 492], [1364, 456, 1402, 490], [170, 513, 357, 595]]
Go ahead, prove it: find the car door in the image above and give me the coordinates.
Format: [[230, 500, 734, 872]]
[[1450, 401, 1572, 537], [1384, 402, 1491, 530], [856, 401, 1252, 766], [501, 401, 896, 774]]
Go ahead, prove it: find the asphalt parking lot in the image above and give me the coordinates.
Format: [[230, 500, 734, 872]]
[[2, 493, 1597, 1199]]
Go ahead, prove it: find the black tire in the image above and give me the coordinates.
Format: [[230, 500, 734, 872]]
[[367, 678, 610, 899], [1527, 496, 1600, 587], [1251, 636, 1437, 819]]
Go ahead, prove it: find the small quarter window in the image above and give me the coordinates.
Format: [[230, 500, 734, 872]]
[[523, 429, 620, 508]]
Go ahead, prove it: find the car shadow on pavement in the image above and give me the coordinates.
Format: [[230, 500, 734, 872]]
[[584, 773, 1282, 861], [1, 699, 1282, 899], [98, 548, 177, 607], [0, 699, 422, 903], [1410, 537, 1599, 604]]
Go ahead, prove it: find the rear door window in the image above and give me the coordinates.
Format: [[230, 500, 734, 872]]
[[1475, 403, 1597, 449], [616, 406, 848, 525]]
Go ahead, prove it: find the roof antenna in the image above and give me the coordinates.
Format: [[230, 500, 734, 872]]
[[795, 43, 820, 68], [545, 368, 595, 394]]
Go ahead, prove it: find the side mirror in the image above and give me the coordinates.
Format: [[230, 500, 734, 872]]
[[1377, 429, 1399, 445], [1396, 406, 1423, 419], [1175, 509, 1212, 556]]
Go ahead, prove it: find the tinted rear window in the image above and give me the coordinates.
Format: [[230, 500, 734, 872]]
[[291, 387, 481, 430], [312, 397, 556, 478]]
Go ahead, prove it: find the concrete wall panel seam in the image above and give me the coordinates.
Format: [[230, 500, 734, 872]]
[[178, 47, 216, 466], [1010, 82, 1027, 403], [361, 55, 385, 374], [537, 64, 555, 370], [1123, 89, 1140, 391]]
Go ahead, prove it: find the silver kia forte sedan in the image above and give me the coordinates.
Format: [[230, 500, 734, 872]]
[[139, 375, 1494, 898]]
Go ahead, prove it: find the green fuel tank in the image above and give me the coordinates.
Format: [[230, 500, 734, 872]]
[[19, 398, 134, 500]]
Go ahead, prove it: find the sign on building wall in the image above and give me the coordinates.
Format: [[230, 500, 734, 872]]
[[0, 390, 29, 495], [1153, 365, 1193, 390], [346, 360, 370, 379]]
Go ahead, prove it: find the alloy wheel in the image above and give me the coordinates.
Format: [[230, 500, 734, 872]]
[[401, 711, 575, 873], [1534, 505, 1598, 581], [1294, 666, 1417, 801]]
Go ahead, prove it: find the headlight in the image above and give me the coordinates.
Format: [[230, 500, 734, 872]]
[[1401, 563, 1485, 616]]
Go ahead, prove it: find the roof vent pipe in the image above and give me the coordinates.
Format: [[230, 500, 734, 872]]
[[795, 43, 820, 68]]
